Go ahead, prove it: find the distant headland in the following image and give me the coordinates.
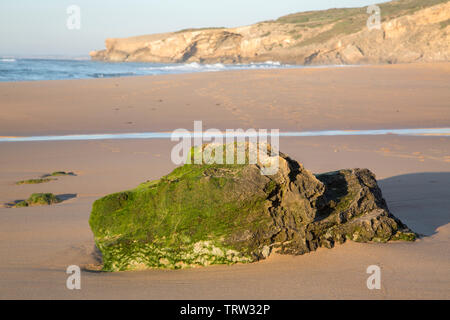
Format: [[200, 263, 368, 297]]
[[90, 0, 450, 65]]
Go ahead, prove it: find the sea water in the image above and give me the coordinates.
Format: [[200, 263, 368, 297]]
[[0, 57, 297, 82]]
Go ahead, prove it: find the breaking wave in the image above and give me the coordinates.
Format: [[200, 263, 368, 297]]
[[0, 58, 17, 62]]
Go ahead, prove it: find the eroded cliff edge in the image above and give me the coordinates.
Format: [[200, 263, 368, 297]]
[[90, 0, 450, 65]]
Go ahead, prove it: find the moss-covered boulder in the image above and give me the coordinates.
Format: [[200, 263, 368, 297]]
[[41, 171, 76, 178], [14, 193, 61, 207], [89, 146, 415, 271], [16, 178, 56, 185]]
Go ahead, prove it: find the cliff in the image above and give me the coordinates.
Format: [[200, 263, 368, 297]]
[[90, 0, 450, 65]]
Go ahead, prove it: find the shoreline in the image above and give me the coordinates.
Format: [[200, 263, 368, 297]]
[[1, 127, 450, 142], [0, 60, 447, 84]]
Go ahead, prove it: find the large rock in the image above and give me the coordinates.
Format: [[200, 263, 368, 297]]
[[89, 1, 450, 65], [89, 147, 415, 271]]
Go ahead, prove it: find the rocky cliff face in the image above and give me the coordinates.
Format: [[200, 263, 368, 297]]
[[90, 0, 450, 65], [89, 145, 415, 271]]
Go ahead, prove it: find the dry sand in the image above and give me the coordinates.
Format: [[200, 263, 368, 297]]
[[0, 63, 449, 299]]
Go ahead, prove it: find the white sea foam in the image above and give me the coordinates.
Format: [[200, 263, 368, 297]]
[[138, 62, 227, 72], [162, 62, 226, 71], [261, 61, 281, 66], [139, 61, 286, 73], [0, 58, 16, 62]]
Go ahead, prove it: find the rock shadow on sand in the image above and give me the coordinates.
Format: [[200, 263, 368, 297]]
[[379, 172, 450, 237]]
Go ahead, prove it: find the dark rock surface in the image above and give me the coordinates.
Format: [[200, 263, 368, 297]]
[[90, 148, 415, 271]]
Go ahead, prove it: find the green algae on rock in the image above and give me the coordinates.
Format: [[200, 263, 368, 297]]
[[42, 171, 76, 178], [89, 146, 415, 271], [14, 193, 62, 207], [16, 178, 56, 185], [15, 171, 75, 185]]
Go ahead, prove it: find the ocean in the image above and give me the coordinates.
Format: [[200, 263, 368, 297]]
[[0, 57, 296, 82]]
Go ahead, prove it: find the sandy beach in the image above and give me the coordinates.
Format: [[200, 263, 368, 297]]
[[0, 63, 449, 299], [1, 62, 450, 136]]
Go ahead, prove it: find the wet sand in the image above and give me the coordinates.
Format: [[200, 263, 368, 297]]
[[0, 63, 449, 299]]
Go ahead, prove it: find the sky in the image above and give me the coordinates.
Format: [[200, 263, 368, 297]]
[[0, 0, 384, 57]]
